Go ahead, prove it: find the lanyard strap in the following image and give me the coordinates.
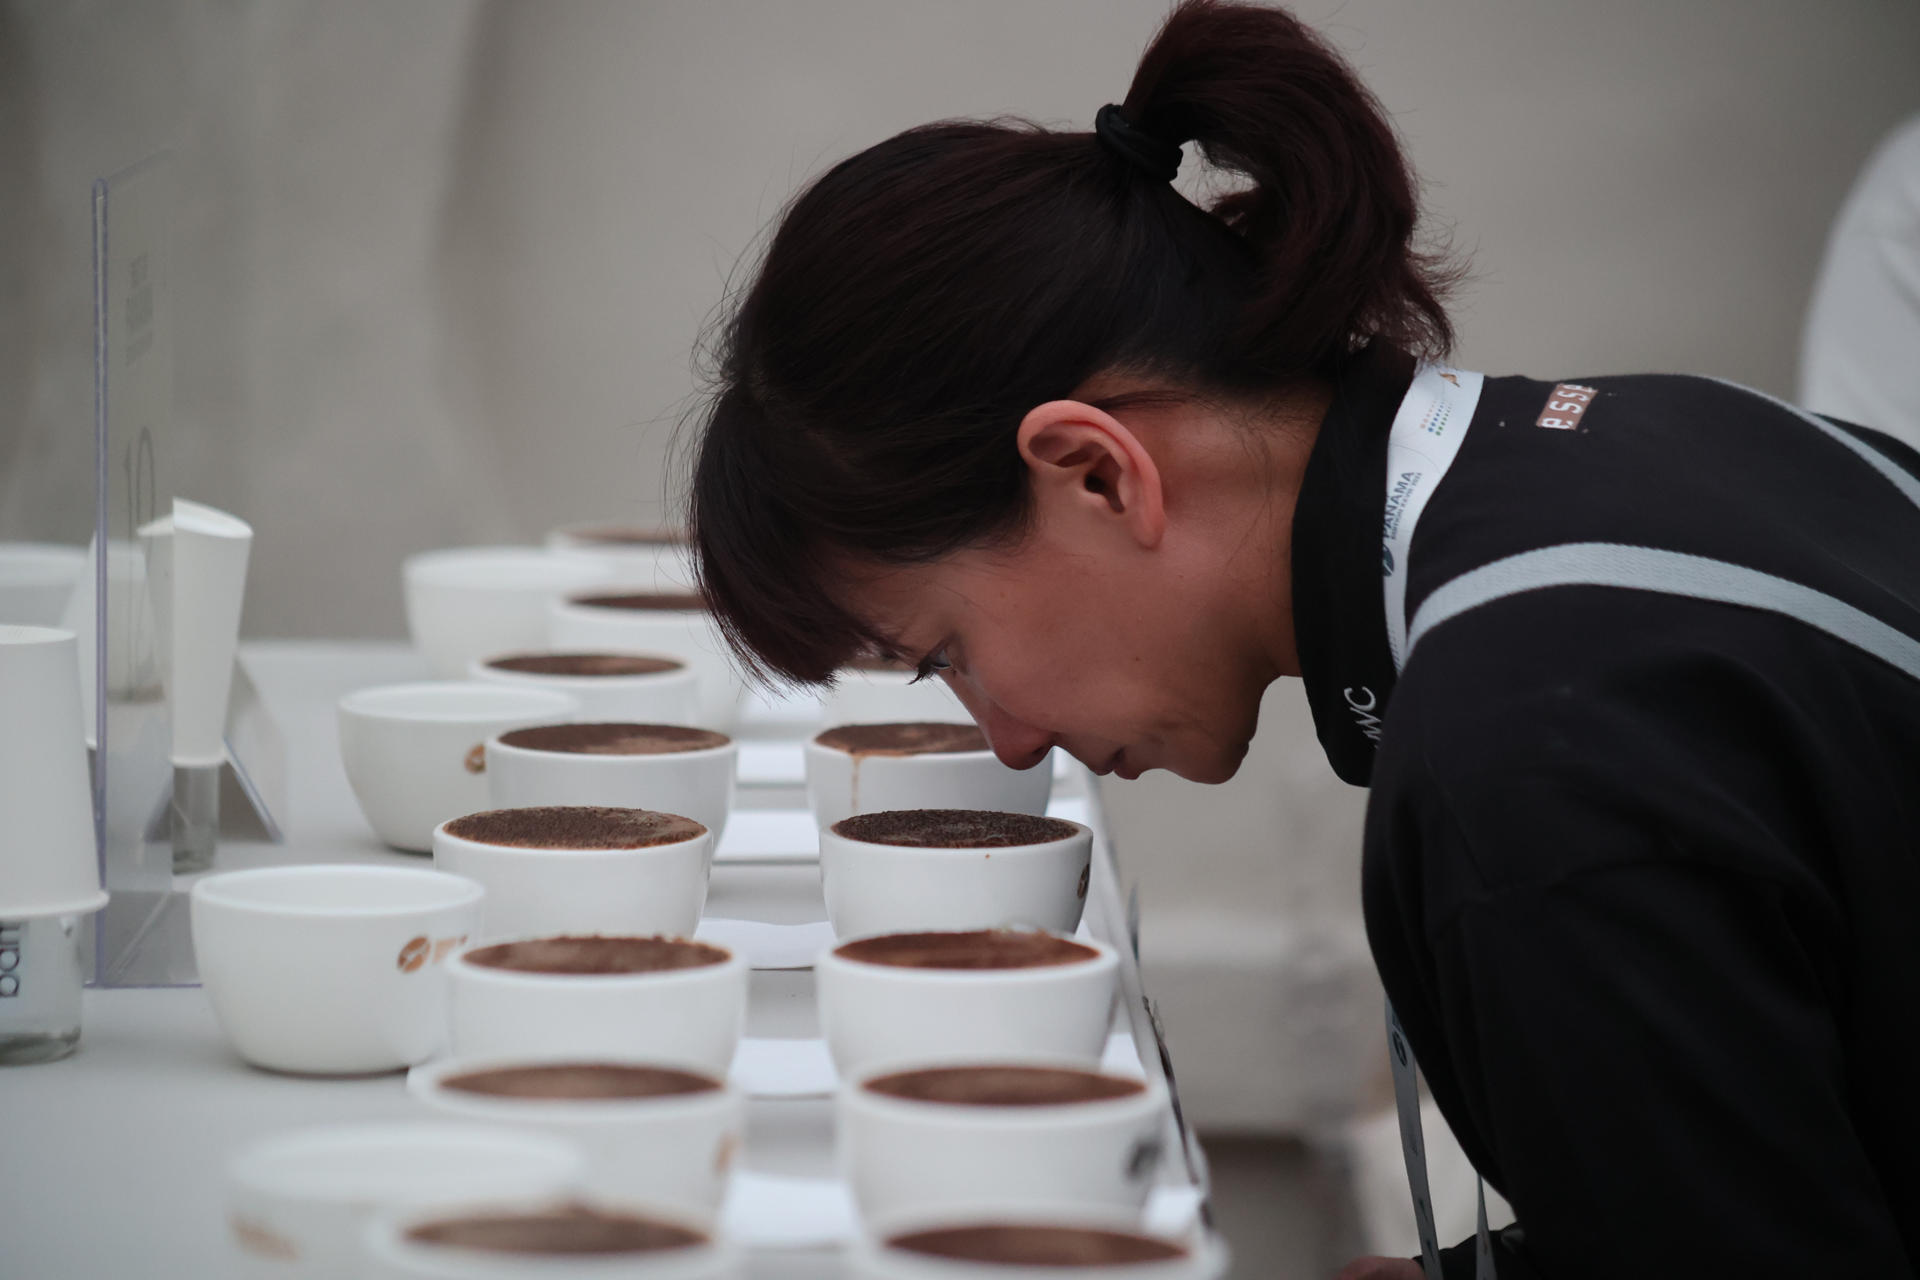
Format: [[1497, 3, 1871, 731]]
[[1381, 364, 1492, 1280]]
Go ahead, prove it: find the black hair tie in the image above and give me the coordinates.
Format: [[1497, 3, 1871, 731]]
[[1094, 103, 1182, 183]]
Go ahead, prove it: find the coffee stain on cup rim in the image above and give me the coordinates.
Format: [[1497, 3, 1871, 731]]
[[1077, 864, 1091, 900], [464, 744, 487, 774]]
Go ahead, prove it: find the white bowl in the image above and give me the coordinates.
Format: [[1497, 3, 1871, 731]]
[[483, 726, 737, 847], [433, 807, 715, 941], [447, 938, 749, 1073], [337, 682, 579, 853], [409, 1056, 745, 1214], [404, 548, 615, 679], [0, 543, 87, 627], [363, 1199, 736, 1279], [548, 594, 743, 731], [191, 865, 486, 1074], [816, 931, 1118, 1077], [850, 1207, 1227, 1279], [225, 1122, 583, 1280], [468, 653, 700, 725], [804, 729, 1052, 832], [820, 812, 1092, 938]]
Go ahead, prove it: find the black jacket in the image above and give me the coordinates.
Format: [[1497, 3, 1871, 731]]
[[1291, 344, 1920, 1278]]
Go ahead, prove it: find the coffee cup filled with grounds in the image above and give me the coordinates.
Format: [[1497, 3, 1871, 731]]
[[820, 809, 1092, 938], [482, 725, 738, 845], [804, 722, 1055, 833], [470, 652, 700, 726], [545, 525, 698, 597], [840, 1060, 1168, 1223], [409, 1057, 744, 1215], [849, 1210, 1227, 1279], [446, 934, 748, 1073], [363, 1200, 737, 1279], [815, 928, 1117, 1076], [433, 806, 713, 940], [548, 592, 744, 731]]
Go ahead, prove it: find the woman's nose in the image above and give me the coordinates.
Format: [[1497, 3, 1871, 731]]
[[946, 678, 1053, 771]]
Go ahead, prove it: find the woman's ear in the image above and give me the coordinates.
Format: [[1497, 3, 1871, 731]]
[[1016, 400, 1166, 548]]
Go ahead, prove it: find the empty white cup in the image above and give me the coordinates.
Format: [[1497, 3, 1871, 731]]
[[404, 548, 616, 679], [225, 1122, 583, 1280], [363, 1200, 737, 1279], [337, 683, 579, 853], [548, 593, 743, 731], [409, 1056, 745, 1215], [468, 652, 700, 725], [821, 811, 1092, 938], [0, 627, 107, 919], [447, 937, 749, 1073], [839, 1060, 1168, 1223], [483, 725, 738, 846], [0, 543, 87, 627], [816, 931, 1118, 1077], [805, 725, 1053, 832], [433, 806, 714, 940], [191, 865, 486, 1074], [850, 1208, 1227, 1279]]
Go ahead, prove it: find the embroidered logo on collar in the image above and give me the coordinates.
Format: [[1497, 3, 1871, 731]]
[[1536, 383, 1597, 430]]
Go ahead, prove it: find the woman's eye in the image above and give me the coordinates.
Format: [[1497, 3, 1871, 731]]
[[912, 648, 952, 682]]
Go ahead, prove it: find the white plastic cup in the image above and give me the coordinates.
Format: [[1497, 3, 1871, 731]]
[[337, 683, 579, 853], [483, 726, 738, 846], [0, 627, 107, 918], [816, 932, 1118, 1077], [432, 807, 714, 941], [225, 1122, 584, 1280], [191, 865, 486, 1074], [363, 1200, 737, 1279], [850, 1208, 1228, 1279], [408, 1056, 745, 1214], [168, 499, 253, 766], [404, 548, 616, 680], [820, 812, 1092, 938], [820, 664, 965, 726], [0, 543, 87, 627], [468, 653, 700, 725], [447, 938, 749, 1073], [548, 594, 743, 731], [805, 727, 1053, 833], [839, 1060, 1168, 1223]]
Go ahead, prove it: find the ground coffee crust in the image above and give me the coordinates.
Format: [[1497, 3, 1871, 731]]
[[832, 808, 1077, 848], [865, 1064, 1144, 1107], [813, 722, 988, 756], [498, 723, 730, 756], [442, 806, 705, 849], [441, 1063, 721, 1100], [834, 929, 1098, 971], [407, 1204, 706, 1255], [568, 526, 685, 546], [464, 934, 729, 975], [570, 592, 707, 612], [485, 653, 684, 677], [887, 1224, 1185, 1265]]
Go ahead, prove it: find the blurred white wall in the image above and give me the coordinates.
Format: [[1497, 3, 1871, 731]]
[[3, 1, 1917, 1146]]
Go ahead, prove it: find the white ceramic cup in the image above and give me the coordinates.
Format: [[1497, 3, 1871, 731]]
[[820, 664, 965, 727], [337, 683, 579, 853], [404, 547, 616, 679], [483, 726, 738, 846], [0, 543, 87, 627], [820, 812, 1092, 938], [805, 726, 1053, 832], [191, 865, 486, 1074], [840, 1060, 1168, 1224], [850, 1207, 1228, 1280], [548, 593, 744, 731], [468, 652, 701, 725], [225, 1122, 583, 1280], [408, 1056, 745, 1215], [546, 526, 697, 596], [363, 1200, 737, 1279], [447, 937, 749, 1073], [432, 807, 714, 940], [816, 931, 1118, 1077]]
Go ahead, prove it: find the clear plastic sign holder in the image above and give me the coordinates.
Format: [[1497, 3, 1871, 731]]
[[91, 155, 284, 988]]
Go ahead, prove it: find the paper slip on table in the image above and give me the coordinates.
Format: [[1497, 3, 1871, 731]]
[[0, 642, 1213, 1279]]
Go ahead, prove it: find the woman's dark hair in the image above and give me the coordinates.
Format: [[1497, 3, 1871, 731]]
[[688, 0, 1461, 685]]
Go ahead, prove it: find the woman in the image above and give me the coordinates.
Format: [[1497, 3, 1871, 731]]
[[687, 2, 1920, 1276]]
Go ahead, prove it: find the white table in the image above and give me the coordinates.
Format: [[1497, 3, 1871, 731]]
[[0, 642, 1209, 1278]]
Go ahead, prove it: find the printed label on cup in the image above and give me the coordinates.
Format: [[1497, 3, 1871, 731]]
[[397, 933, 469, 973]]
